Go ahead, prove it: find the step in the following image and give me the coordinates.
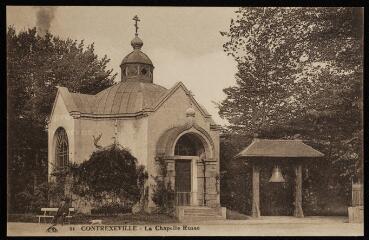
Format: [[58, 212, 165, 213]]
[[184, 208, 216, 211], [184, 212, 219, 215], [183, 208, 218, 212], [176, 206, 226, 222], [181, 216, 225, 222], [184, 211, 218, 215], [184, 214, 220, 218]]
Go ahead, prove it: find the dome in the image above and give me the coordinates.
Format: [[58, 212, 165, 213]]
[[131, 36, 143, 50], [120, 50, 153, 66], [120, 31, 154, 83], [92, 81, 168, 114]]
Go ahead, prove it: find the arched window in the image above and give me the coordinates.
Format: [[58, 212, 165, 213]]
[[175, 133, 204, 156], [127, 64, 138, 76], [55, 128, 69, 168]]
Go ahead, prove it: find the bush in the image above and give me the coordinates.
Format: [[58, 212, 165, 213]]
[[72, 143, 142, 202], [91, 203, 132, 216], [151, 157, 175, 215], [152, 178, 175, 215], [46, 143, 148, 213]]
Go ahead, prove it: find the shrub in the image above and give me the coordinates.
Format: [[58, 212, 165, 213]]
[[151, 157, 175, 215], [91, 203, 132, 216], [152, 178, 175, 215], [47, 143, 147, 213]]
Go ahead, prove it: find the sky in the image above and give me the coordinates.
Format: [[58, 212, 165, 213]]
[[6, 6, 239, 125]]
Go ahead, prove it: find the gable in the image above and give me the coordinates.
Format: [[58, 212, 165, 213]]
[[153, 82, 211, 119], [49, 90, 73, 123]]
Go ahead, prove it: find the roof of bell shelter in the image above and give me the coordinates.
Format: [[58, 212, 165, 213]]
[[236, 139, 324, 158]]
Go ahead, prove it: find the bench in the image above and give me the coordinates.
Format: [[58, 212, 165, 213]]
[[36, 208, 74, 224]]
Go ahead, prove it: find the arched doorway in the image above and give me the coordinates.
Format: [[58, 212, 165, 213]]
[[54, 127, 69, 169], [173, 132, 206, 206], [175, 133, 205, 156]]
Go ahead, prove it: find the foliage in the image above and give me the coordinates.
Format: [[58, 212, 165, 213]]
[[71, 143, 144, 206], [219, 7, 363, 214], [7, 26, 116, 213], [8, 149, 48, 213], [151, 157, 175, 215], [14, 182, 49, 213], [91, 203, 132, 216], [45, 143, 147, 213], [219, 132, 252, 214], [48, 172, 66, 203], [220, 7, 362, 137]]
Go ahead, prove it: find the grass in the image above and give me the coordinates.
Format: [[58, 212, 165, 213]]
[[8, 212, 178, 225]]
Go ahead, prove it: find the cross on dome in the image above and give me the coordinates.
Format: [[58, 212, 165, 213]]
[[133, 15, 140, 36], [130, 15, 143, 50]]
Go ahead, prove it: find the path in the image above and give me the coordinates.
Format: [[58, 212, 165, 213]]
[[7, 217, 363, 236]]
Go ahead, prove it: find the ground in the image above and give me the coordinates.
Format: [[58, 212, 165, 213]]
[[7, 216, 363, 236], [8, 212, 177, 224]]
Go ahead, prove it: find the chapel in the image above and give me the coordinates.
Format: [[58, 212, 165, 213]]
[[47, 16, 224, 218]]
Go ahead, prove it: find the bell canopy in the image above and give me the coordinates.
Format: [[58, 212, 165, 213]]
[[120, 15, 154, 83]]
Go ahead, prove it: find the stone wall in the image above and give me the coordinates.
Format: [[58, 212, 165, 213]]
[[48, 90, 150, 174], [197, 161, 220, 207], [73, 117, 148, 166], [147, 84, 219, 208]]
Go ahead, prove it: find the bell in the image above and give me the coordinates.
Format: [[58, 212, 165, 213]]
[[269, 166, 286, 183]]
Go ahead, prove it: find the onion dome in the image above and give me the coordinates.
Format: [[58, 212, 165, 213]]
[[120, 15, 154, 83], [131, 36, 143, 50]]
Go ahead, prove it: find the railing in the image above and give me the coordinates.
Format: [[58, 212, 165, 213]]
[[176, 192, 192, 206]]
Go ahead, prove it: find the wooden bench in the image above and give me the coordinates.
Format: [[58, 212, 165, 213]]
[[36, 208, 74, 224]]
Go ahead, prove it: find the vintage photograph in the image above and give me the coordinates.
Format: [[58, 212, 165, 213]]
[[6, 6, 364, 236]]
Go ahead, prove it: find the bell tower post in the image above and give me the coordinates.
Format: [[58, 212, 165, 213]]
[[294, 163, 304, 217], [251, 163, 261, 218]]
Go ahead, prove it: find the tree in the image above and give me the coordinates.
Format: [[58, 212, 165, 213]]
[[220, 8, 362, 136], [219, 131, 252, 214], [219, 7, 363, 213], [7, 26, 117, 212]]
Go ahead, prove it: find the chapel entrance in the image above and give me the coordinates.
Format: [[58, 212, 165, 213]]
[[175, 160, 192, 206], [173, 132, 206, 206]]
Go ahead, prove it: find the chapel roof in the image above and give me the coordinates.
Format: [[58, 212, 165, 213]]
[[236, 139, 324, 158], [64, 81, 168, 115], [56, 81, 211, 117]]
